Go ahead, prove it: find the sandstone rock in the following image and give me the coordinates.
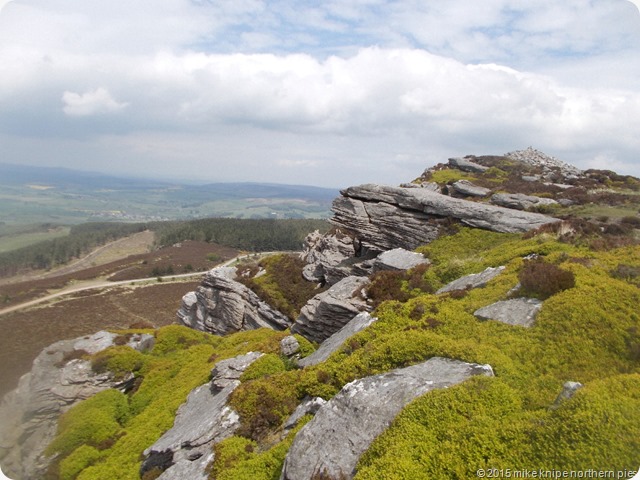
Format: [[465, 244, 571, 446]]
[[280, 336, 301, 357], [491, 193, 558, 211], [331, 184, 560, 253], [297, 312, 377, 368], [210, 352, 264, 391], [448, 157, 490, 173], [280, 358, 494, 480], [291, 276, 371, 344], [141, 352, 262, 479], [177, 267, 291, 335], [436, 266, 505, 294], [0, 330, 152, 480], [332, 195, 441, 253], [474, 297, 543, 327], [400, 182, 441, 192], [371, 248, 430, 273], [300, 230, 358, 284], [451, 180, 491, 197]]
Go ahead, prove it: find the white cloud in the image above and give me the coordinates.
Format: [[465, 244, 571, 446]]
[[61, 88, 128, 116], [0, 0, 639, 185]]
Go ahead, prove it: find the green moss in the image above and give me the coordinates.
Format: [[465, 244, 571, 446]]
[[46, 389, 130, 457], [58, 445, 104, 480], [211, 415, 313, 480], [293, 334, 316, 358], [240, 354, 287, 382], [427, 169, 477, 185]]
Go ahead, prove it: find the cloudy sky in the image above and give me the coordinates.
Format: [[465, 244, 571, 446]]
[[0, 0, 639, 187]]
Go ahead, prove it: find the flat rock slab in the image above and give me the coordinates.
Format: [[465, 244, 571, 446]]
[[474, 297, 543, 327], [436, 266, 505, 294], [448, 157, 490, 173], [298, 312, 377, 368], [451, 180, 491, 197], [280, 357, 494, 480], [372, 248, 430, 272]]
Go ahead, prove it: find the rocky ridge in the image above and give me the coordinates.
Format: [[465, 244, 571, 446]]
[[5, 148, 638, 480]]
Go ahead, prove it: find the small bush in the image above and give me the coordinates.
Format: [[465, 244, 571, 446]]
[[621, 216, 640, 227], [518, 258, 575, 299], [240, 354, 286, 382], [55, 349, 90, 368]]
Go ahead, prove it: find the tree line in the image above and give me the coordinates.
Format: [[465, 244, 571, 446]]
[[0, 218, 329, 277], [151, 218, 328, 252]]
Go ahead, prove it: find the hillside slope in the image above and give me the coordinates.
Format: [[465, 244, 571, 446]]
[[1, 149, 639, 480]]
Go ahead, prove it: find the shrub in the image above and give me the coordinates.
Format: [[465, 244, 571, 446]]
[[621, 215, 640, 227], [55, 349, 90, 368], [240, 354, 286, 382], [90, 346, 145, 378], [58, 445, 104, 480], [366, 270, 410, 307], [518, 258, 575, 299]]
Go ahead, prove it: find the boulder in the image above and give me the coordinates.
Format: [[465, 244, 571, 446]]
[[0, 331, 153, 480], [371, 248, 430, 273], [300, 230, 358, 284], [177, 267, 291, 335], [448, 157, 490, 173], [280, 358, 494, 480], [436, 266, 505, 294], [331, 184, 560, 252], [474, 297, 543, 327], [491, 193, 558, 211], [450, 180, 491, 197], [141, 352, 263, 479], [280, 336, 301, 357], [297, 312, 377, 368], [291, 276, 371, 344]]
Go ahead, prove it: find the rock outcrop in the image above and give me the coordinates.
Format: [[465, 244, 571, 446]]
[[474, 297, 543, 327], [0, 331, 154, 480], [300, 230, 359, 284], [332, 184, 560, 252], [448, 157, 490, 173], [291, 276, 371, 344], [141, 352, 263, 480], [298, 312, 377, 368], [280, 358, 494, 480], [177, 267, 291, 335]]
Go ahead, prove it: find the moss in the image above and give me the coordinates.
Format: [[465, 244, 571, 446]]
[[293, 334, 316, 358], [58, 445, 104, 480], [211, 416, 313, 480], [46, 389, 130, 458], [240, 354, 287, 382]]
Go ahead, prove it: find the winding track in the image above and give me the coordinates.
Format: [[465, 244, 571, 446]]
[[0, 253, 273, 316]]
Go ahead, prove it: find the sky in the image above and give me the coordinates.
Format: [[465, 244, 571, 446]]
[[0, 1, 639, 188]]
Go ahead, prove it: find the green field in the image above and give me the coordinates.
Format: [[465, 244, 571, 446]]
[[0, 224, 70, 254]]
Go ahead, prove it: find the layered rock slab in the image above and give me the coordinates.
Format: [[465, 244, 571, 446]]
[[297, 312, 377, 368], [290, 276, 371, 344], [280, 357, 494, 480], [141, 352, 263, 480], [177, 267, 291, 335], [332, 184, 560, 252]]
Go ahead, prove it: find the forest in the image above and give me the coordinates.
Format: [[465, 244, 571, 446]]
[[0, 218, 328, 277]]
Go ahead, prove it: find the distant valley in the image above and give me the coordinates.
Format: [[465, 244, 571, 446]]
[[0, 163, 337, 227]]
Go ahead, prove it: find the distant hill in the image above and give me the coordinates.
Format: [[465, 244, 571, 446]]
[[0, 163, 338, 225]]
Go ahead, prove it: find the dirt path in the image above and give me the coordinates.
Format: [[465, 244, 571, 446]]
[[0, 252, 277, 316]]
